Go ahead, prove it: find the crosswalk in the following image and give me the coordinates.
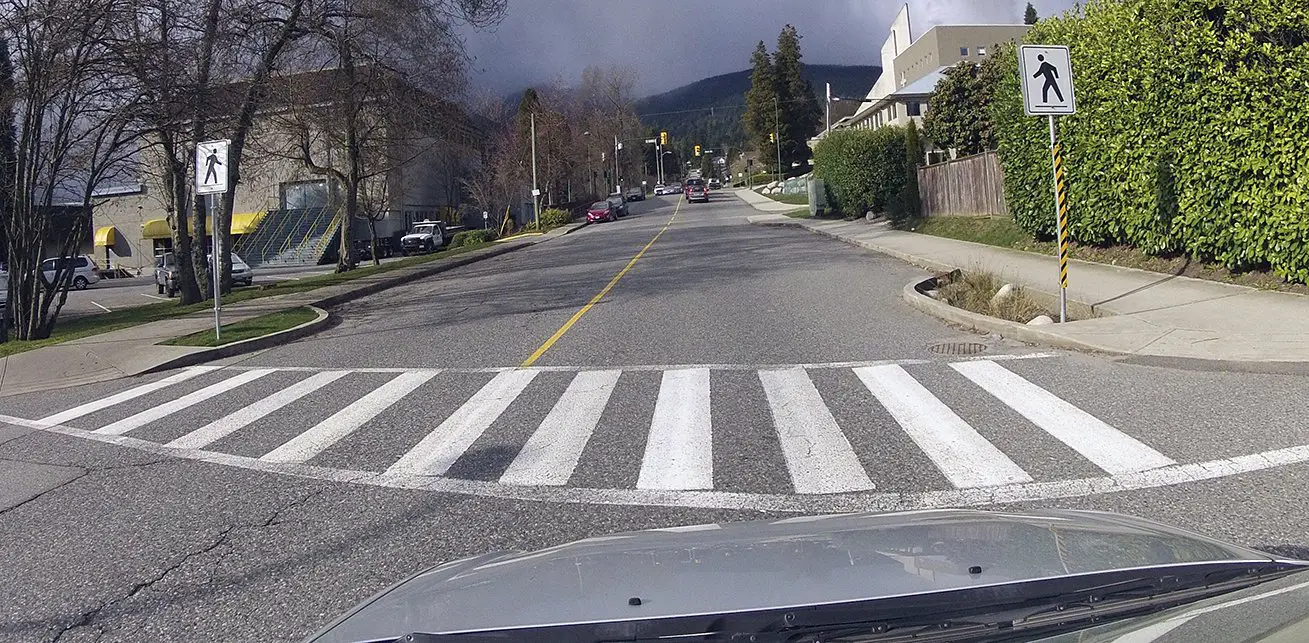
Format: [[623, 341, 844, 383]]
[[26, 357, 1182, 495]]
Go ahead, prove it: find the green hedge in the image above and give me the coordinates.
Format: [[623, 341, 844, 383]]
[[812, 125, 908, 218], [539, 208, 573, 229], [452, 229, 497, 247], [991, 0, 1309, 281]]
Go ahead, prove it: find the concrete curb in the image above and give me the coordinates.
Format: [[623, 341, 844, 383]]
[[145, 305, 332, 373], [310, 241, 530, 310]]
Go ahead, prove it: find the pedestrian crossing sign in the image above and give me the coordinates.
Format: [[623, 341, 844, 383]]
[[1019, 45, 1076, 116], [195, 139, 230, 195]]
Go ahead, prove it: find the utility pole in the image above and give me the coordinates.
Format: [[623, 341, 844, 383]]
[[774, 96, 783, 180], [825, 82, 832, 136], [530, 112, 540, 227], [613, 135, 621, 195]]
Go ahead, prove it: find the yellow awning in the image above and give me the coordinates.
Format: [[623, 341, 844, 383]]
[[94, 226, 117, 246], [231, 211, 265, 235], [141, 212, 263, 239], [142, 218, 171, 239]]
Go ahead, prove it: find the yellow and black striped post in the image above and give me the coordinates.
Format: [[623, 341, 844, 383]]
[[1047, 116, 1069, 323]]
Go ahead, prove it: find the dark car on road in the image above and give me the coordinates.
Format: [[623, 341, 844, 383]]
[[606, 194, 628, 217], [586, 200, 617, 223], [685, 178, 709, 203], [624, 186, 645, 202]]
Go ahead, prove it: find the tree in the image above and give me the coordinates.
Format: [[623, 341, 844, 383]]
[[1024, 2, 1039, 25], [895, 122, 924, 223], [741, 41, 777, 171], [2, 0, 144, 340], [922, 56, 1005, 157], [774, 25, 821, 173]]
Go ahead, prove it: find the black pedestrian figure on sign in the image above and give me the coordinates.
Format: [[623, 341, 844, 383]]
[[203, 148, 223, 185], [1033, 54, 1065, 103]]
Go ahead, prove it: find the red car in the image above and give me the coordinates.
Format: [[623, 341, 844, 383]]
[[587, 200, 617, 223]]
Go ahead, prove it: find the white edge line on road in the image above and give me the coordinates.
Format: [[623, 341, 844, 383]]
[[4, 412, 1309, 513], [91, 302, 112, 313], [214, 353, 1058, 375], [141, 293, 169, 301]]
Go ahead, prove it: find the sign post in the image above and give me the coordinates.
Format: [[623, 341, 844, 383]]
[[1019, 45, 1076, 323], [195, 139, 230, 341]]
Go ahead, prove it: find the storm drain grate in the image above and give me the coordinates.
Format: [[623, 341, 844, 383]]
[[928, 342, 989, 356]]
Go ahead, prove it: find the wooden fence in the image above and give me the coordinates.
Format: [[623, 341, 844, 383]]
[[917, 151, 1008, 217]]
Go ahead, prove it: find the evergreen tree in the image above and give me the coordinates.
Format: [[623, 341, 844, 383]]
[[774, 25, 821, 174], [741, 41, 777, 171], [1024, 2, 1039, 25]]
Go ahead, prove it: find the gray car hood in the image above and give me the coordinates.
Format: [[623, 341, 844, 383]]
[[307, 509, 1283, 642]]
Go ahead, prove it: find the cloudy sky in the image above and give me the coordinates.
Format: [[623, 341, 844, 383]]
[[460, 0, 1079, 97]]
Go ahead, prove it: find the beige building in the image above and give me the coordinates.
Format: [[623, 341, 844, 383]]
[[91, 69, 481, 276], [820, 5, 1030, 137]]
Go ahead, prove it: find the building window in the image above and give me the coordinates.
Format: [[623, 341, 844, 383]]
[[281, 180, 330, 210], [907, 102, 922, 116], [977, 46, 987, 56], [960, 46, 970, 56]]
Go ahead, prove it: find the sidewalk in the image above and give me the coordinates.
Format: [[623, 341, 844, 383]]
[[733, 187, 807, 212], [742, 204, 1309, 370], [0, 224, 584, 396]]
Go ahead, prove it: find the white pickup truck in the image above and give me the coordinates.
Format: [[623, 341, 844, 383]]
[[400, 221, 457, 255]]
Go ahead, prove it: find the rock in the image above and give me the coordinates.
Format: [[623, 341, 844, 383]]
[[990, 283, 1017, 306], [925, 289, 940, 300], [767, 181, 780, 189], [1027, 315, 1054, 326]]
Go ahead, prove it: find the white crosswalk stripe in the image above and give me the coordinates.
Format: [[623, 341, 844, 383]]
[[166, 371, 351, 449], [386, 370, 539, 478], [96, 369, 276, 436], [637, 368, 713, 491], [262, 371, 438, 464], [499, 370, 621, 486], [853, 364, 1034, 488], [37, 367, 219, 426], [32, 356, 1189, 496], [950, 360, 1176, 474], [759, 368, 875, 494]]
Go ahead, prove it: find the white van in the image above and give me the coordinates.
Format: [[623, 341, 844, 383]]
[[40, 255, 101, 290]]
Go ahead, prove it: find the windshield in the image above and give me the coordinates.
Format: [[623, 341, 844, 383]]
[[4, 2, 1306, 643]]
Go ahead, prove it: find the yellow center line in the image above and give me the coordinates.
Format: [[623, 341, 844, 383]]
[[520, 197, 684, 367]]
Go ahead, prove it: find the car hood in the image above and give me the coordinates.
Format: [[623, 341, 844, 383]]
[[306, 509, 1288, 642], [400, 233, 433, 242]]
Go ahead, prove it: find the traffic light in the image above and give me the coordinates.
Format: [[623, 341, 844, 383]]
[[660, 131, 669, 146], [694, 145, 701, 157], [769, 132, 776, 143]]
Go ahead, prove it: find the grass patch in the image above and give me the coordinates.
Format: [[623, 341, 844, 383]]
[[0, 241, 493, 358], [761, 191, 810, 205], [905, 216, 1308, 294], [783, 208, 812, 218], [936, 270, 1054, 324], [162, 306, 319, 347]]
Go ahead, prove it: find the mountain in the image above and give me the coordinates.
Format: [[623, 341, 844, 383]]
[[634, 64, 881, 151]]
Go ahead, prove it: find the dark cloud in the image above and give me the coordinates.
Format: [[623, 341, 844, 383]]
[[459, 0, 1078, 97]]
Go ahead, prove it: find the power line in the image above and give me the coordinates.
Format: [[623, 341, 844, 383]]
[[635, 97, 817, 120]]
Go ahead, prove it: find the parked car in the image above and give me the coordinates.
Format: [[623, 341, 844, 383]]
[[653, 183, 668, 195], [354, 237, 394, 261], [666, 181, 682, 194], [155, 252, 253, 297], [587, 200, 618, 223], [707, 178, 722, 190], [400, 221, 453, 255], [40, 255, 100, 290], [625, 186, 645, 202], [607, 195, 629, 217]]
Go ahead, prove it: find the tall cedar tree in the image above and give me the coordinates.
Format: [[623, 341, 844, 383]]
[[0, 37, 14, 341], [1024, 3, 1039, 24], [742, 41, 777, 171], [774, 25, 821, 174]]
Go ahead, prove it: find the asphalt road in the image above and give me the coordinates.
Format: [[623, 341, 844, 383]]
[[2, 190, 1308, 642]]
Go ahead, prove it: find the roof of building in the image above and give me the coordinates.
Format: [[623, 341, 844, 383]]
[[888, 67, 948, 98]]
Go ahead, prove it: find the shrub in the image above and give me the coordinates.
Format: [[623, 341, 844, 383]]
[[452, 229, 497, 247], [813, 125, 907, 217], [539, 208, 573, 229], [991, 0, 1309, 282]]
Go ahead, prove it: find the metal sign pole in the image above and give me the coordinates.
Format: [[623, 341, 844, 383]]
[[1049, 115, 1069, 323], [210, 193, 221, 340]]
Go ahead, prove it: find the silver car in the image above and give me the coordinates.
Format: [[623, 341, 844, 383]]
[[40, 255, 100, 290], [155, 251, 253, 297]]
